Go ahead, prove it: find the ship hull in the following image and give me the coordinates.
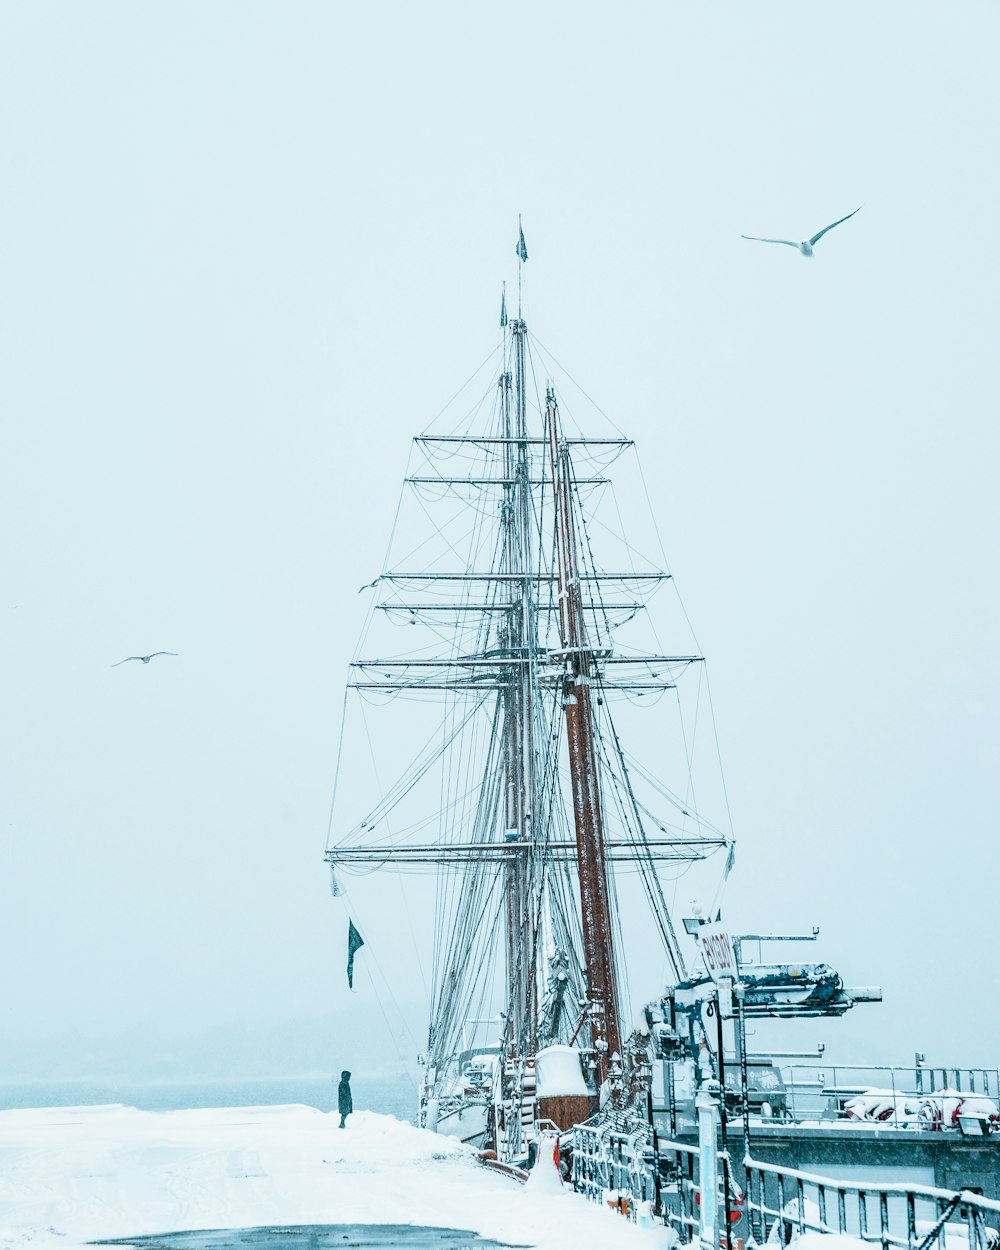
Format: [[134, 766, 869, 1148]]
[[435, 1102, 489, 1147]]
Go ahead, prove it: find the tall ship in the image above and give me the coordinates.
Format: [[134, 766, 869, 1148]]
[[325, 235, 1000, 1230]]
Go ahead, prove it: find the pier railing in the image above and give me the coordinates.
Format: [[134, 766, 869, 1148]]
[[744, 1155, 1000, 1250], [570, 1119, 658, 1214], [571, 1118, 1000, 1250], [645, 1135, 743, 1241], [571, 1122, 742, 1235]]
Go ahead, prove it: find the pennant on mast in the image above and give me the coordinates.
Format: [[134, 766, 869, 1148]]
[[346, 919, 365, 989]]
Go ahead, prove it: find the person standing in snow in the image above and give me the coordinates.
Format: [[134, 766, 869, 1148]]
[[337, 1070, 353, 1128]]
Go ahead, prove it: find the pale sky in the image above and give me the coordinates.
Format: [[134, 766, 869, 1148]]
[[1, 1, 997, 1083]]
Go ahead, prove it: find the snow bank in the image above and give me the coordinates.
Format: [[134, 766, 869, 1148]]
[[0, 1103, 658, 1250], [524, 1133, 563, 1194]]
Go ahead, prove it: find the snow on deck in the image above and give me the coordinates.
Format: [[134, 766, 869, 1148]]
[[0, 1104, 657, 1250]]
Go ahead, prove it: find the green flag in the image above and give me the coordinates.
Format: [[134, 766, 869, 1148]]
[[500, 283, 508, 328], [347, 919, 365, 989], [516, 225, 528, 263]]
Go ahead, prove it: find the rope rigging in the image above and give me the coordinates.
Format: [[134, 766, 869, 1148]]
[[325, 317, 735, 1092]]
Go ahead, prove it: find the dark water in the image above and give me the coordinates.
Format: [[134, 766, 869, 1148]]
[[0, 1076, 416, 1122], [93, 1225, 521, 1250]]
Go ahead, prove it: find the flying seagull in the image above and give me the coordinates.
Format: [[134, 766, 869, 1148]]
[[742, 206, 861, 257], [112, 651, 178, 667]]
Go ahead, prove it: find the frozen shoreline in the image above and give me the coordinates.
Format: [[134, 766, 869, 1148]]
[[0, 1104, 653, 1250]]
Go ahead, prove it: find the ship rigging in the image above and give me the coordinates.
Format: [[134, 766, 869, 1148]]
[[325, 267, 733, 1158]]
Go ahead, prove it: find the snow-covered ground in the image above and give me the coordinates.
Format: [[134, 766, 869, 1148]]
[[0, 1104, 660, 1250]]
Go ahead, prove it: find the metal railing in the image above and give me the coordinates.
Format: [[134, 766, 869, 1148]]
[[745, 1155, 1000, 1250], [572, 1126, 742, 1237], [573, 1116, 1000, 1250], [768, 1064, 1000, 1131], [649, 1136, 726, 1240], [571, 1120, 657, 1216]]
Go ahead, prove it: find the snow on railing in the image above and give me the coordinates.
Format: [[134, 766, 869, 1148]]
[[744, 1154, 1000, 1250], [571, 1118, 1000, 1250], [571, 1122, 745, 1236], [570, 1119, 658, 1219]]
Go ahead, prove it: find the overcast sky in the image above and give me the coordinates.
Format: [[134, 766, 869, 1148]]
[[1, 1, 997, 1085]]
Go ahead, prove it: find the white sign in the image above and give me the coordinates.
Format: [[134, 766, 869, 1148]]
[[717, 976, 734, 1019], [696, 922, 738, 982]]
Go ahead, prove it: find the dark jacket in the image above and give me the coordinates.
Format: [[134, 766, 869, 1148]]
[[338, 1070, 353, 1116]]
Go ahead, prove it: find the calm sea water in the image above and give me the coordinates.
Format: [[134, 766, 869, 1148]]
[[0, 1074, 417, 1121]]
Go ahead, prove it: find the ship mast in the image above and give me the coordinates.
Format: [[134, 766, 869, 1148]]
[[500, 317, 539, 1058], [324, 275, 723, 1122], [546, 386, 623, 1081]]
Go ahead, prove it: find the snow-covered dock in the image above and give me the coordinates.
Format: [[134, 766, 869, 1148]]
[[0, 1105, 655, 1250]]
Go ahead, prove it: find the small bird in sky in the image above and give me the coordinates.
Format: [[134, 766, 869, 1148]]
[[742, 206, 862, 257], [112, 651, 178, 667]]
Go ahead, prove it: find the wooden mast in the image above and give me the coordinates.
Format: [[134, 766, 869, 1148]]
[[546, 386, 623, 1082]]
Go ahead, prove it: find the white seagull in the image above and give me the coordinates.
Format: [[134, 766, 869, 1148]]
[[742, 206, 861, 257], [112, 651, 178, 667]]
